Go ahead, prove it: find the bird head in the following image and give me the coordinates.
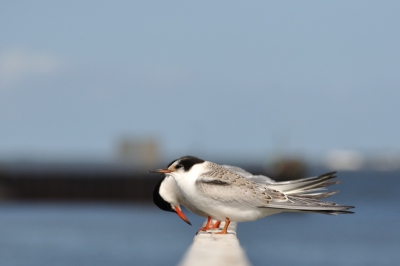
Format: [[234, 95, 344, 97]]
[[152, 175, 192, 225]]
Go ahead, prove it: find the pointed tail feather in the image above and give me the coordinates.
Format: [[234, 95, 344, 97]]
[[267, 172, 340, 196]]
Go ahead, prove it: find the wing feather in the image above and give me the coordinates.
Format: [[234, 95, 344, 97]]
[[196, 163, 354, 215]]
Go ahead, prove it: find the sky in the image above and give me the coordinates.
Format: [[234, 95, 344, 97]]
[[0, 1, 399, 163]]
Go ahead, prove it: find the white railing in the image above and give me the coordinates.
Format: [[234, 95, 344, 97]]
[[178, 221, 251, 266]]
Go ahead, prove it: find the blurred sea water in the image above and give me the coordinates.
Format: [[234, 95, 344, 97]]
[[0, 170, 399, 266]]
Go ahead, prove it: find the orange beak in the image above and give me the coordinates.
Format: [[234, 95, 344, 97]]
[[148, 168, 173, 174], [174, 206, 192, 226]]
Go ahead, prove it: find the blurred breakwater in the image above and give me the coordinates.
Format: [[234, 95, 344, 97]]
[[0, 163, 158, 202]]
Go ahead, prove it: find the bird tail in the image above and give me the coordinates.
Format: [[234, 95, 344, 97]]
[[267, 172, 341, 199], [264, 172, 354, 214]]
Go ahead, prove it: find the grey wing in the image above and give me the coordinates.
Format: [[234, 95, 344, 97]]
[[221, 165, 275, 184], [197, 168, 354, 214], [196, 169, 275, 209], [224, 168, 345, 200], [223, 166, 341, 199]]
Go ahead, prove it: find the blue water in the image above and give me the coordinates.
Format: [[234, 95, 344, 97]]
[[0, 170, 399, 266]]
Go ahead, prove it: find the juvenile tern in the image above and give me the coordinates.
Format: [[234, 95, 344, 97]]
[[151, 156, 354, 234]]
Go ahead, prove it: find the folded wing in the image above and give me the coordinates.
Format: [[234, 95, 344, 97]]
[[197, 165, 354, 215]]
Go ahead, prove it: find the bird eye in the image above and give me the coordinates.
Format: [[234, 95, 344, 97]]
[[175, 164, 182, 169]]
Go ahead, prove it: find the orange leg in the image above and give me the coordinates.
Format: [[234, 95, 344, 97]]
[[211, 220, 221, 229], [215, 218, 230, 234], [196, 216, 212, 233]]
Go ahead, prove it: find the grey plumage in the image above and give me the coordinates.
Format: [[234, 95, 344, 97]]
[[196, 163, 354, 215]]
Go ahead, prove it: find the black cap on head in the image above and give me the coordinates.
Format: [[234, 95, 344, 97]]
[[171, 156, 205, 171]]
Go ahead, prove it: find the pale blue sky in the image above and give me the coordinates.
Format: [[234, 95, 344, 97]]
[[0, 1, 399, 162]]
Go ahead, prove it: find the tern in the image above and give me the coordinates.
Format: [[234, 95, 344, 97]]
[[152, 164, 283, 231], [150, 156, 354, 234]]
